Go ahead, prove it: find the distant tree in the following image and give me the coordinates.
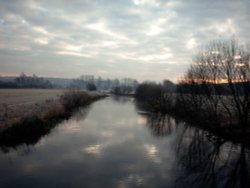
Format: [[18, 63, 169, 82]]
[[120, 85, 132, 94], [86, 83, 97, 91], [0, 81, 17, 88], [113, 86, 121, 94], [135, 82, 162, 101], [96, 76, 103, 90], [15, 73, 52, 88], [114, 79, 120, 88], [69, 79, 86, 89], [135, 82, 174, 113], [163, 80, 176, 92], [112, 85, 133, 95]]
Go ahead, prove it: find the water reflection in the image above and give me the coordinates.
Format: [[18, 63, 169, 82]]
[[0, 107, 89, 153], [175, 126, 250, 188], [84, 144, 101, 155], [135, 98, 250, 188], [141, 113, 176, 137], [135, 100, 176, 137], [0, 97, 249, 188], [111, 95, 134, 104]]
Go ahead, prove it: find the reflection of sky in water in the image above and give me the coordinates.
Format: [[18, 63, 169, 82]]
[[0, 97, 249, 188], [83, 144, 101, 155]]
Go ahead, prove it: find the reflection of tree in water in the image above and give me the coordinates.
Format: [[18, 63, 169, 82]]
[[111, 96, 133, 104], [175, 126, 250, 188], [0, 107, 89, 154], [143, 113, 175, 137], [135, 99, 176, 137]]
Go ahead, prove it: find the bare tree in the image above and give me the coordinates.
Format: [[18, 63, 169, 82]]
[[179, 38, 250, 128]]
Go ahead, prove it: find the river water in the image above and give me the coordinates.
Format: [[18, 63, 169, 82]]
[[0, 97, 249, 188]]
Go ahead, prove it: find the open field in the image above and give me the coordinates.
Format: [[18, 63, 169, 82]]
[[0, 89, 65, 107], [0, 89, 65, 128], [0, 89, 106, 130]]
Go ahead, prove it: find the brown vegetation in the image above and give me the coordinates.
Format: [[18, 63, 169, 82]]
[[0, 90, 106, 149], [0, 89, 62, 129]]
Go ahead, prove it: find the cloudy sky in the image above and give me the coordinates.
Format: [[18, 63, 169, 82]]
[[0, 0, 249, 82]]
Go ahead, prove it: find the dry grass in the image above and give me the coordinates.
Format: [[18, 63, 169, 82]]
[[0, 89, 105, 131], [0, 90, 106, 149], [0, 89, 64, 130], [0, 89, 64, 106]]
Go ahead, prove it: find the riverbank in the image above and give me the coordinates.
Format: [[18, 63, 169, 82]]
[[174, 112, 250, 146], [135, 97, 250, 146], [0, 90, 106, 148], [0, 89, 64, 128]]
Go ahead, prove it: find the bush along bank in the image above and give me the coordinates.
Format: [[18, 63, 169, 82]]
[[135, 82, 250, 146], [0, 90, 106, 150]]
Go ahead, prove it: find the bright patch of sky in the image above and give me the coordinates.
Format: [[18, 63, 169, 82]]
[[0, 0, 249, 82]]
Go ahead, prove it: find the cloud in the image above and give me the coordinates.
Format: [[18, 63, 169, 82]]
[[133, 0, 160, 6], [186, 38, 197, 51], [0, 0, 249, 82]]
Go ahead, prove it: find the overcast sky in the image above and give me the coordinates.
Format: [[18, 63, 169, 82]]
[[0, 0, 249, 82]]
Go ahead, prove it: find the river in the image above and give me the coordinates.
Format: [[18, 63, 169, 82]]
[[0, 97, 249, 188]]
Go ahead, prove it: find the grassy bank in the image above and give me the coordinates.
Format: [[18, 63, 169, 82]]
[[0, 90, 106, 150]]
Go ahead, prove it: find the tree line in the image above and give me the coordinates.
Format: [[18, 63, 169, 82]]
[[0, 73, 139, 92], [69, 76, 138, 94], [0, 73, 52, 88], [135, 38, 250, 139]]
